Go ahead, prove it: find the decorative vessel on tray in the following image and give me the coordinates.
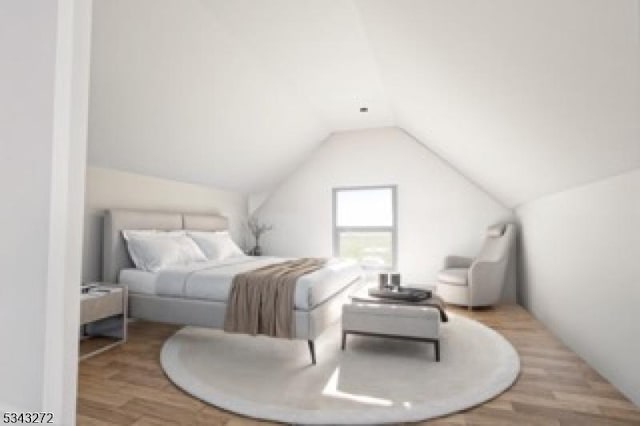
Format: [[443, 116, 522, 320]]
[[368, 286, 432, 302]]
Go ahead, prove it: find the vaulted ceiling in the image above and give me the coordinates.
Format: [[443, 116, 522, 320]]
[[88, 0, 640, 207]]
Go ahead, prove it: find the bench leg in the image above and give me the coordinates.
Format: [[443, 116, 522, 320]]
[[308, 340, 316, 365], [434, 339, 440, 362], [341, 331, 347, 350]]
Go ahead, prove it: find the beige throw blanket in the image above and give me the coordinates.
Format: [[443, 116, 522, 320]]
[[224, 258, 326, 338]]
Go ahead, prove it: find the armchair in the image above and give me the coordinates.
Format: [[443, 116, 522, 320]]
[[436, 223, 515, 309]]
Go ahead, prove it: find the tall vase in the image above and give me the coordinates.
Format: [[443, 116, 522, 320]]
[[251, 236, 261, 256]]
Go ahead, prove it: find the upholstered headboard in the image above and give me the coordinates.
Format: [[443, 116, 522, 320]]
[[102, 209, 229, 283]]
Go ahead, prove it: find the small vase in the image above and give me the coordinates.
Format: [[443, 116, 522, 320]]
[[378, 273, 389, 289], [391, 273, 401, 287]]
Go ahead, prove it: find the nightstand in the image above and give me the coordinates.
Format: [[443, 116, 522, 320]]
[[79, 283, 128, 360]]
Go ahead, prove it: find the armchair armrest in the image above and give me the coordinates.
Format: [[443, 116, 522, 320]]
[[444, 255, 473, 269], [468, 258, 509, 306]]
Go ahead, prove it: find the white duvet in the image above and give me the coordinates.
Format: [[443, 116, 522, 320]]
[[150, 256, 362, 311]]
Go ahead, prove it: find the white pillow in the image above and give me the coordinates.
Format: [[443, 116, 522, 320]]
[[172, 234, 209, 264], [122, 230, 181, 269], [122, 231, 207, 272], [187, 231, 245, 261]]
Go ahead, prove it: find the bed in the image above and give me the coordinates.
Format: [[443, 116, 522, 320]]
[[102, 209, 363, 364]]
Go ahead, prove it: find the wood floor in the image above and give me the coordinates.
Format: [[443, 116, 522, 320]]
[[77, 305, 640, 425]]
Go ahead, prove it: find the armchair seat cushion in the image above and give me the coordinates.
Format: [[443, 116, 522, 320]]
[[437, 268, 468, 286]]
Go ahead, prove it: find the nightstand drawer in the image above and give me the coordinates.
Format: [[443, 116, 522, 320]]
[[81, 291, 123, 325]]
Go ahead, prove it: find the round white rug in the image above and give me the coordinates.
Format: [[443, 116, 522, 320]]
[[160, 314, 519, 424]]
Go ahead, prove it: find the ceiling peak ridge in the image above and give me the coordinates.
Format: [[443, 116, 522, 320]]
[[397, 127, 512, 211], [349, 0, 398, 125]]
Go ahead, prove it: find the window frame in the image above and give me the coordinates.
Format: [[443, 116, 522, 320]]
[[332, 184, 398, 270]]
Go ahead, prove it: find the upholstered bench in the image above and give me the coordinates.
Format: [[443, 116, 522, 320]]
[[341, 302, 441, 361]]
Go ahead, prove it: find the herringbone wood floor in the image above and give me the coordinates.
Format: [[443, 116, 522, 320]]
[[77, 305, 640, 425]]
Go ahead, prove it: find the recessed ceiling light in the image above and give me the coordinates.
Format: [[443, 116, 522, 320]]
[[360, 107, 368, 113]]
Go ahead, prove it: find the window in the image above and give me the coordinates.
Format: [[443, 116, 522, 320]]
[[333, 185, 397, 269]]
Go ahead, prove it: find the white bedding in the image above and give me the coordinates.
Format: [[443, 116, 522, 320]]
[[119, 256, 362, 310], [119, 268, 156, 295]]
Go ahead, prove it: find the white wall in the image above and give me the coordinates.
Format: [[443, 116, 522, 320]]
[[83, 167, 249, 282], [0, 0, 91, 421], [0, 1, 56, 411], [517, 168, 640, 405], [255, 127, 515, 298]]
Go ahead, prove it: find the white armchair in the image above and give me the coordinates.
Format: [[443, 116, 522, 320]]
[[436, 223, 516, 309]]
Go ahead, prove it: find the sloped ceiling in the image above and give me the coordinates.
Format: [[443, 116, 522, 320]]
[[89, 0, 640, 206], [357, 0, 640, 206]]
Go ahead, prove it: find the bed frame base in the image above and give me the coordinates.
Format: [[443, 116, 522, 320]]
[[127, 278, 362, 365]]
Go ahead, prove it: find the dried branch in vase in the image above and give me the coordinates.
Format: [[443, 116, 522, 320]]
[[246, 217, 274, 256]]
